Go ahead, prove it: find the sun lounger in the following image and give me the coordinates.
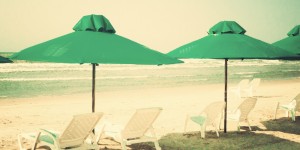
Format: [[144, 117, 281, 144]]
[[18, 112, 103, 150], [227, 97, 257, 131], [98, 107, 162, 150], [275, 93, 300, 121], [184, 101, 225, 138]]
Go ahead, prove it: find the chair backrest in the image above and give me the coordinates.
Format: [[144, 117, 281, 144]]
[[121, 107, 162, 139], [237, 97, 257, 121], [238, 79, 250, 90], [249, 78, 261, 90], [202, 101, 225, 126], [59, 112, 103, 148], [294, 93, 300, 111]]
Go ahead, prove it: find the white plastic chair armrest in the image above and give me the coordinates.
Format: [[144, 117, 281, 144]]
[[281, 100, 296, 110]]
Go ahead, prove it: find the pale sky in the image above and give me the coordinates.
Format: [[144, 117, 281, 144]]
[[1, 0, 300, 53]]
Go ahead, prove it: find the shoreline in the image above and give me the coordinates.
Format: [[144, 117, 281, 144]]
[[1, 78, 300, 149], [1, 77, 299, 100]]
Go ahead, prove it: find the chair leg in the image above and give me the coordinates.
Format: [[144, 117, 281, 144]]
[[214, 126, 220, 137], [200, 123, 206, 138], [94, 125, 103, 144], [154, 140, 161, 150], [219, 121, 223, 130], [184, 115, 190, 133], [237, 122, 240, 132], [32, 132, 41, 150], [218, 112, 224, 130], [274, 102, 280, 120], [247, 120, 252, 131], [18, 132, 41, 150], [148, 127, 161, 150], [18, 134, 26, 150], [121, 141, 127, 150], [291, 110, 296, 121]]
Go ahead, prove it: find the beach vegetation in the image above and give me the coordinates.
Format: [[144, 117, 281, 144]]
[[130, 118, 300, 150]]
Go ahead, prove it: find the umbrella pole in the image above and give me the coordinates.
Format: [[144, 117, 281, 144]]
[[224, 59, 228, 133], [92, 63, 96, 113]]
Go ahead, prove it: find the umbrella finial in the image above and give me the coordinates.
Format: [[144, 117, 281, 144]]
[[287, 25, 300, 37], [73, 14, 116, 33], [208, 21, 246, 35]]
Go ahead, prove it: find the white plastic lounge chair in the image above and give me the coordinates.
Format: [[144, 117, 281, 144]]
[[229, 79, 250, 99], [275, 93, 300, 121], [18, 112, 103, 150], [99, 107, 162, 150], [227, 97, 257, 131], [184, 101, 225, 138], [242, 78, 261, 97]]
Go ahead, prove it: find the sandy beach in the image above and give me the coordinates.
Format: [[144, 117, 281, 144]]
[[1, 78, 300, 149]]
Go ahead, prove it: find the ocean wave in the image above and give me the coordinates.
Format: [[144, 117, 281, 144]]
[[281, 70, 300, 72], [0, 60, 299, 73], [234, 72, 260, 75], [241, 75, 253, 78], [0, 63, 181, 72], [0, 74, 208, 81], [0, 77, 91, 81], [0, 75, 150, 81], [0, 63, 90, 73]]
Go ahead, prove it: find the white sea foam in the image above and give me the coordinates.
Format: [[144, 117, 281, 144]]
[[0, 76, 149, 81], [242, 75, 253, 78], [0, 77, 90, 81], [0, 61, 299, 79], [0, 63, 182, 72], [1, 59, 300, 98], [234, 72, 260, 75], [0, 60, 286, 73], [0, 74, 206, 81], [0, 63, 90, 72], [281, 69, 300, 72]]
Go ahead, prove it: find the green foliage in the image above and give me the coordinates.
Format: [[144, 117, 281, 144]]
[[262, 117, 300, 134], [130, 130, 300, 150]]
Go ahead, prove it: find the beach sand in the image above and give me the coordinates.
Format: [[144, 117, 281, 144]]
[[1, 78, 300, 149]]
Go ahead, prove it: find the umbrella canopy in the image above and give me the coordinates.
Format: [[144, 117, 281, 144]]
[[0, 55, 12, 63], [168, 21, 298, 132], [169, 21, 296, 59], [273, 25, 300, 55], [10, 14, 183, 112], [11, 15, 181, 65]]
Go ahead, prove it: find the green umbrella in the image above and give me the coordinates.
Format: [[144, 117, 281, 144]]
[[168, 21, 298, 132], [273, 25, 300, 55], [10, 14, 183, 112], [0, 55, 12, 63]]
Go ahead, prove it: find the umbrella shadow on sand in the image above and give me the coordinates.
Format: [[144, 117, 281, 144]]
[[95, 116, 298, 149], [141, 131, 300, 150], [30, 119, 300, 150], [261, 117, 300, 134], [124, 117, 300, 149]]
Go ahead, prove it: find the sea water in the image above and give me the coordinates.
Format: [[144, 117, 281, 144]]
[[0, 59, 300, 98]]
